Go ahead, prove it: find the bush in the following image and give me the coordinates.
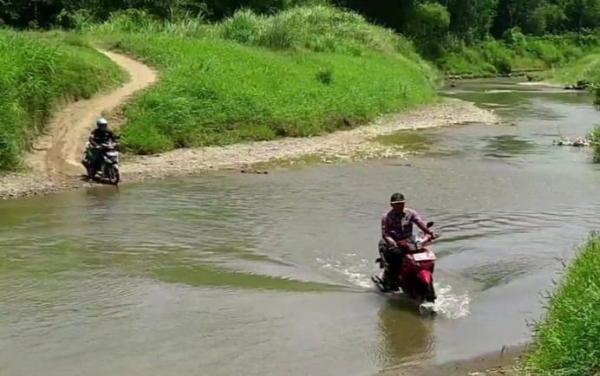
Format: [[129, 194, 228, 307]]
[[219, 9, 264, 44], [315, 68, 333, 85], [217, 6, 424, 60]]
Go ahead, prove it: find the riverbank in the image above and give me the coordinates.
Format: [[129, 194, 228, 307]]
[[524, 236, 600, 376], [441, 236, 600, 376], [542, 53, 600, 161], [0, 97, 499, 200], [381, 345, 526, 376]]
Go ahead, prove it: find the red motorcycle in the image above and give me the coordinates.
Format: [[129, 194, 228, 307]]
[[372, 222, 438, 314]]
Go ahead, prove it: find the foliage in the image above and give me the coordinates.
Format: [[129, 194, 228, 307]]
[[526, 236, 600, 375]]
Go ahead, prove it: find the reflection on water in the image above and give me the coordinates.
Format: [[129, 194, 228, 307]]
[[374, 131, 433, 153], [483, 135, 537, 158], [155, 264, 340, 292], [377, 299, 435, 367]]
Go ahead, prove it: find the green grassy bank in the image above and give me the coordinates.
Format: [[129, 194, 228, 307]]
[[439, 33, 599, 78], [525, 236, 600, 376], [89, 6, 437, 154], [0, 30, 124, 171], [548, 53, 600, 86]]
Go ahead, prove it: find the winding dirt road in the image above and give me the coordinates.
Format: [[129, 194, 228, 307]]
[[0, 50, 157, 200], [28, 50, 157, 176]]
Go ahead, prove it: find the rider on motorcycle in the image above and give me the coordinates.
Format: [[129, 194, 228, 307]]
[[379, 193, 436, 291], [84, 117, 118, 172]]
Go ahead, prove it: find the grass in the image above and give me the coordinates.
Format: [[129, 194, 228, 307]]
[[547, 53, 600, 86], [216, 6, 424, 60], [0, 30, 124, 171], [592, 126, 600, 163], [439, 34, 596, 77], [89, 6, 437, 155], [525, 236, 600, 376], [545, 52, 600, 123]]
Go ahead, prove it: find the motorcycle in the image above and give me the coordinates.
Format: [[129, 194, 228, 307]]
[[372, 222, 438, 315], [82, 140, 120, 185]]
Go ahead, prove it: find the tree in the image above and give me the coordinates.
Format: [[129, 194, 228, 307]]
[[408, 2, 450, 37], [491, 0, 547, 37], [332, 0, 417, 33], [407, 2, 450, 57], [528, 4, 566, 34], [445, 0, 497, 41], [563, 0, 600, 31], [0, 0, 64, 28]]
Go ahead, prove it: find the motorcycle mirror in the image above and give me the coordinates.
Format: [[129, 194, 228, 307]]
[[426, 221, 434, 228]]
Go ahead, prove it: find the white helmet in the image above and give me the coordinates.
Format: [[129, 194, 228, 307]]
[[96, 117, 108, 128]]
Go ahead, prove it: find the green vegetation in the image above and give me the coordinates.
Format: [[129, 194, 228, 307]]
[[592, 126, 600, 163], [525, 236, 600, 376], [440, 33, 598, 77], [5, 0, 600, 70], [6, 0, 600, 40], [2, 1, 600, 163], [0, 30, 124, 171], [549, 53, 600, 85], [91, 7, 436, 154]]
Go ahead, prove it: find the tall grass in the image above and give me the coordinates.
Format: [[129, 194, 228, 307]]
[[549, 53, 600, 86], [525, 236, 600, 376], [439, 34, 596, 77], [217, 6, 419, 57], [91, 6, 437, 154], [87, 9, 214, 37], [0, 30, 124, 171], [92, 7, 421, 58]]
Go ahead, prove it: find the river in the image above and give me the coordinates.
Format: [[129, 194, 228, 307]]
[[1, 79, 599, 376]]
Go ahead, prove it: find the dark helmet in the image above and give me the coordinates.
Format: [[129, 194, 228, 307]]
[[390, 193, 406, 204]]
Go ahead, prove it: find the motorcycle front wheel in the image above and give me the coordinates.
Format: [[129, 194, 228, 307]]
[[424, 283, 436, 303], [105, 165, 120, 185]]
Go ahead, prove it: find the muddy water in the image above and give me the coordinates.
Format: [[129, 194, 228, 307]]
[[1, 80, 600, 376]]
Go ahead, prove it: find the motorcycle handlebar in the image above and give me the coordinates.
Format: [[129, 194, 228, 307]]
[[92, 142, 119, 149]]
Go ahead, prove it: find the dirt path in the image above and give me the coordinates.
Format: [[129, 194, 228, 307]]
[[0, 50, 157, 199], [27, 50, 157, 176]]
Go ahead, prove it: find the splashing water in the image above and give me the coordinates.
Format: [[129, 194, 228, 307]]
[[317, 256, 471, 319], [433, 283, 471, 319], [316, 255, 374, 288]]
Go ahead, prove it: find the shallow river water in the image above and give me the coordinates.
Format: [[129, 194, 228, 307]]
[[1, 80, 599, 376]]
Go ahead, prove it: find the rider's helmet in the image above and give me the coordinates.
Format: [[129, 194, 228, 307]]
[[96, 117, 108, 130], [390, 193, 406, 204]]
